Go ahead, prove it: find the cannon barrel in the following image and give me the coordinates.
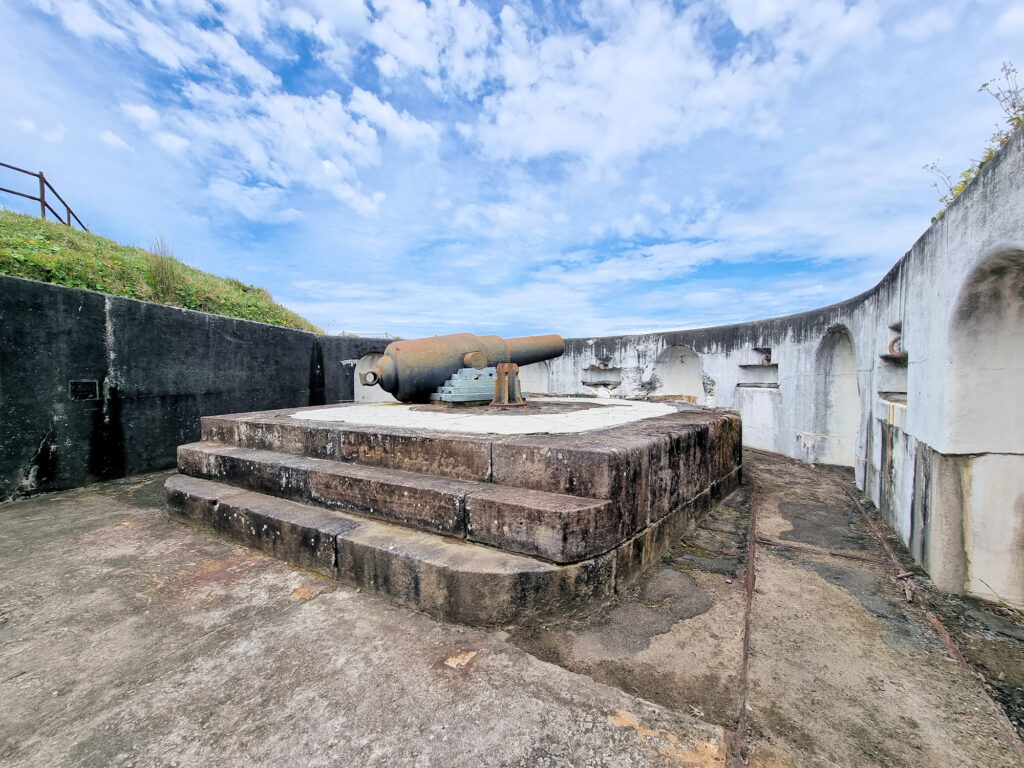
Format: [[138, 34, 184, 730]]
[[359, 333, 564, 403]]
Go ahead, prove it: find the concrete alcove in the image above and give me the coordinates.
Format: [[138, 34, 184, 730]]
[[943, 248, 1024, 604], [945, 248, 1024, 454], [354, 354, 398, 403], [581, 363, 622, 397], [649, 345, 704, 403], [814, 327, 860, 467]]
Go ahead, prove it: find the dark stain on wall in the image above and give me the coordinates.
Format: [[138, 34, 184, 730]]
[[309, 338, 327, 406], [88, 381, 125, 481]]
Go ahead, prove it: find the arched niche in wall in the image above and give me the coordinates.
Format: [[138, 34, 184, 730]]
[[814, 327, 860, 467], [945, 248, 1024, 454], [944, 248, 1024, 605], [649, 345, 704, 404], [354, 354, 398, 403], [518, 361, 550, 395]]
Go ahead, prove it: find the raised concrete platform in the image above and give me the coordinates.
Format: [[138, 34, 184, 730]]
[[166, 399, 741, 625], [311, 396, 677, 433]]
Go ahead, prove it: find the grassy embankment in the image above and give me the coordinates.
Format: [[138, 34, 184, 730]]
[[0, 209, 321, 333]]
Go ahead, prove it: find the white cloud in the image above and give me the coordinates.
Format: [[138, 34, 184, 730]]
[[639, 193, 671, 215], [369, 0, 496, 96], [41, 124, 65, 143], [193, 28, 278, 88], [126, 11, 196, 69], [994, 5, 1024, 36], [349, 88, 439, 148], [153, 131, 189, 153], [452, 189, 554, 235], [207, 177, 301, 222], [99, 129, 132, 150], [283, 6, 317, 33], [477, 0, 880, 168], [895, 8, 954, 41], [35, 0, 126, 41], [329, 182, 385, 216], [122, 103, 161, 131], [539, 240, 727, 292], [174, 87, 382, 193], [15, 118, 36, 133], [301, 0, 369, 35]]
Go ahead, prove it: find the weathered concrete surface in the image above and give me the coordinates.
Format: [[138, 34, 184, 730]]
[[166, 466, 737, 625], [167, 402, 741, 623], [511, 492, 750, 728], [2, 451, 1021, 767], [176, 441, 618, 560], [166, 473, 618, 626], [511, 451, 1024, 767], [743, 453, 1021, 767], [196, 403, 743, 545], [0, 274, 388, 501], [296, 397, 678, 434], [0, 471, 727, 767]]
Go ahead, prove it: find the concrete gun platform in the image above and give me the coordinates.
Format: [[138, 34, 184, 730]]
[[166, 398, 742, 625]]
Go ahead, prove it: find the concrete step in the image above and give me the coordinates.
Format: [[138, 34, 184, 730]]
[[197, 405, 743, 547], [165, 473, 615, 626], [202, 412, 497, 482], [176, 442, 617, 563]]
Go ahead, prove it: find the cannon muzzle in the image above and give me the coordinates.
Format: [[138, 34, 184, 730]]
[[358, 333, 564, 403]]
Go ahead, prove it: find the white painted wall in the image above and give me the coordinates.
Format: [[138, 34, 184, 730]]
[[547, 129, 1024, 606], [963, 454, 1024, 604], [518, 361, 550, 394], [354, 354, 398, 403]]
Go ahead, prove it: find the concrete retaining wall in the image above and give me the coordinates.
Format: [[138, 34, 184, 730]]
[[0, 275, 387, 499], [535, 127, 1024, 607]]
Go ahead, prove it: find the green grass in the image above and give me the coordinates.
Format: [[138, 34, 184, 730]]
[[0, 209, 322, 333]]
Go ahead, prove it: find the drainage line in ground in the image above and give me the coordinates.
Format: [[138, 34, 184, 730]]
[[754, 536, 886, 564], [728, 468, 759, 767]]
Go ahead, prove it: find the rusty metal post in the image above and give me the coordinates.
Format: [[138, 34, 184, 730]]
[[38, 171, 45, 220], [491, 363, 526, 406]]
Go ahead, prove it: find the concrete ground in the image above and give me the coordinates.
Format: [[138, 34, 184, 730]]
[[1, 451, 1022, 767]]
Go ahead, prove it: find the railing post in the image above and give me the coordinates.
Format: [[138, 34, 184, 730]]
[[38, 171, 45, 220]]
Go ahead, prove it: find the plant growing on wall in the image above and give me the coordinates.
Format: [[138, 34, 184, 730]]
[[925, 62, 1022, 219]]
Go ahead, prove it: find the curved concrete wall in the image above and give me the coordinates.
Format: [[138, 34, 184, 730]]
[[550, 127, 1024, 607]]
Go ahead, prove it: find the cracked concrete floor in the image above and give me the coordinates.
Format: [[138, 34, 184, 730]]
[[2, 451, 1022, 767]]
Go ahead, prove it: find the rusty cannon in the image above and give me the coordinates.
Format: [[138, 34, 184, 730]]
[[358, 332, 564, 403]]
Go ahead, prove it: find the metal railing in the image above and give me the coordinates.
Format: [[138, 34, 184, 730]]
[[0, 162, 88, 231]]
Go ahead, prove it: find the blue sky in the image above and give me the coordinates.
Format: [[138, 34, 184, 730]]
[[1, 0, 1022, 337]]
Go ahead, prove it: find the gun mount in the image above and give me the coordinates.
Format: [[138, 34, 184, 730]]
[[358, 332, 564, 403]]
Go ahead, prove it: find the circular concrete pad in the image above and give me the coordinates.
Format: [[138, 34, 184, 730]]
[[293, 397, 677, 435]]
